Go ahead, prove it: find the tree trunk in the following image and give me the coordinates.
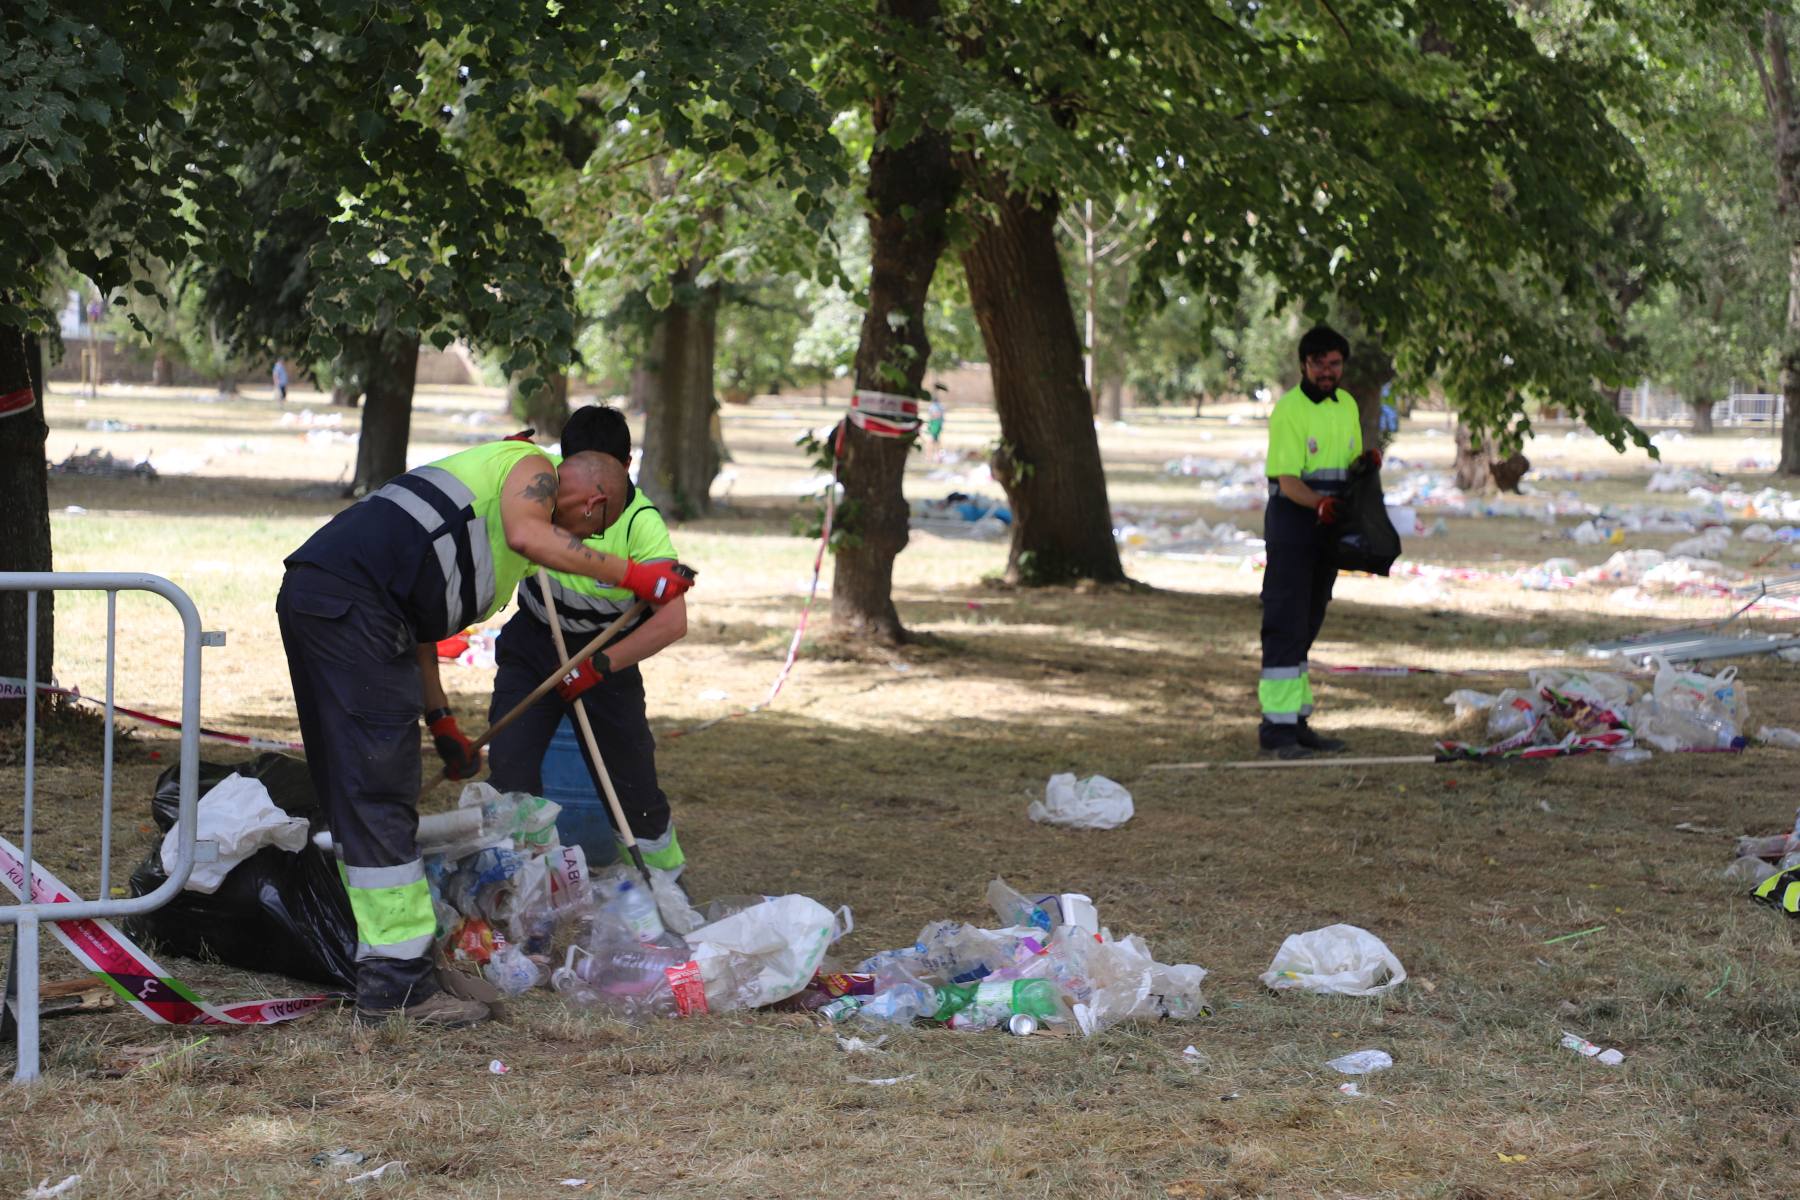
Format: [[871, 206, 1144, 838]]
[[961, 171, 1123, 585], [1752, 16, 1800, 474], [1341, 329, 1396, 453], [0, 326, 53, 723], [829, 0, 963, 645], [626, 322, 663, 418], [330, 349, 365, 407], [1099, 375, 1124, 424], [151, 351, 172, 387], [1783, 245, 1800, 473], [638, 272, 721, 519], [1452, 418, 1493, 492], [1692, 400, 1715, 435], [508, 368, 570, 439], [347, 330, 420, 497]]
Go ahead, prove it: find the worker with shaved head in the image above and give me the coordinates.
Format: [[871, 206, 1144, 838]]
[[277, 439, 692, 1027]]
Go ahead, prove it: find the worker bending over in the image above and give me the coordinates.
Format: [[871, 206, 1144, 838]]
[[484, 406, 689, 883], [1258, 325, 1378, 759], [278, 439, 692, 1027]]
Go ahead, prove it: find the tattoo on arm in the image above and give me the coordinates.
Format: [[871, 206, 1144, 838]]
[[519, 470, 557, 507], [563, 531, 613, 567]]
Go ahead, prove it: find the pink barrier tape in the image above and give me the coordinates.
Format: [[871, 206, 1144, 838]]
[[0, 835, 336, 1025], [0, 676, 304, 754]]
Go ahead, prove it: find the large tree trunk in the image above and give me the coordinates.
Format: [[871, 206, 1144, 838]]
[[151, 351, 173, 388], [508, 368, 570, 439], [829, 0, 962, 645], [1752, 16, 1800, 474], [638, 272, 721, 519], [961, 172, 1123, 585], [1341, 330, 1396, 453], [1099, 374, 1124, 423], [1, 326, 53, 723], [347, 330, 420, 497], [1783, 245, 1800, 473], [1452, 418, 1493, 492], [1692, 400, 1715, 435]]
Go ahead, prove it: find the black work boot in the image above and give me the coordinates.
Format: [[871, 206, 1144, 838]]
[[1258, 721, 1313, 760], [1296, 720, 1346, 753]]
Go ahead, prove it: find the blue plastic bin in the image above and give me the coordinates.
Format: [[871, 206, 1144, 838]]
[[540, 716, 619, 867]]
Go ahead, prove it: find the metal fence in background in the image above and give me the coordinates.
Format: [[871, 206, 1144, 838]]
[[1, 573, 214, 1083]]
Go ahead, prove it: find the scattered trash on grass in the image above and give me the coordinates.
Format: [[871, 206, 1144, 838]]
[[1028, 774, 1134, 830], [23, 1176, 82, 1200], [1325, 1049, 1393, 1075], [488, 1059, 509, 1075], [835, 1034, 888, 1053], [344, 1162, 406, 1185], [50, 449, 156, 480], [1560, 1031, 1625, 1066], [847, 1074, 916, 1086], [1260, 925, 1406, 996], [1337, 1081, 1364, 1098], [311, 1150, 368, 1169]]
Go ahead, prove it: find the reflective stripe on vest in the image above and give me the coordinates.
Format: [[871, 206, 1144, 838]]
[[1267, 468, 1350, 498], [370, 466, 496, 633], [518, 571, 640, 635]]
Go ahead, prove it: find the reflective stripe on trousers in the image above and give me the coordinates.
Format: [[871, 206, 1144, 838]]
[[339, 859, 437, 961], [629, 825, 685, 873]]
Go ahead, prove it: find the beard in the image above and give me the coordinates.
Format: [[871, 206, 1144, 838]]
[[1300, 376, 1338, 402]]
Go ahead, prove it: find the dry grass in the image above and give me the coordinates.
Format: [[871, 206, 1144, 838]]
[[4, 384, 1800, 1197]]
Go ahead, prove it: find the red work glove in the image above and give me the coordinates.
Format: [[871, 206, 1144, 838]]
[[621, 559, 694, 604], [555, 652, 611, 703], [504, 428, 537, 442], [426, 708, 481, 780], [1359, 448, 1383, 471], [1316, 496, 1343, 526]]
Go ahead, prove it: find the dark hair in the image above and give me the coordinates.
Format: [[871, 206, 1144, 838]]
[[1297, 325, 1351, 364], [560, 405, 631, 462]]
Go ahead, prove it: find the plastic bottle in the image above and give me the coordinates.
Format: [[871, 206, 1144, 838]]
[[1760, 725, 1800, 750], [937, 979, 1065, 1029], [608, 879, 666, 944]]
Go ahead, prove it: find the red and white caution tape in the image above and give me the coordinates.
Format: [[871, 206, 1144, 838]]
[[0, 676, 303, 754], [0, 836, 335, 1025]]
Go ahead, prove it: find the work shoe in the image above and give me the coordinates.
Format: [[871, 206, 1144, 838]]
[[356, 990, 491, 1029], [1262, 742, 1315, 761], [1296, 721, 1346, 753]]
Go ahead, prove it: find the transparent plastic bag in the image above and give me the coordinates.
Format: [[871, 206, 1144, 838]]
[[1486, 689, 1545, 739], [1635, 657, 1747, 751]]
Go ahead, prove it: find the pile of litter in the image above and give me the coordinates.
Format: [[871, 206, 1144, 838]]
[[1115, 511, 1264, 559], [909, 493, 1012, 539], [1441, 657, 1751, 760], [48, 448, 156, 480]]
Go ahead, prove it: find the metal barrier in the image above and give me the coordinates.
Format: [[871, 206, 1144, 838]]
[[1, 573, 216, 1082]]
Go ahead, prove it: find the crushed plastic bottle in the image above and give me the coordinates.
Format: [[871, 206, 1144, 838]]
[[1759, 725, 1800, 750]]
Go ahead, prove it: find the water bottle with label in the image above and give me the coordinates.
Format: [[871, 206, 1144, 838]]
[[608, 879, 666, 944]]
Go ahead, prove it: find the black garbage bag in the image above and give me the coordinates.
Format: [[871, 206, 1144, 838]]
[[123, 753, 357, 990], [1329, 460, 1402, 576]]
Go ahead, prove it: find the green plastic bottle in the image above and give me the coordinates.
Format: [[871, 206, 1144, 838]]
[[936, 979, 1062, 1028]]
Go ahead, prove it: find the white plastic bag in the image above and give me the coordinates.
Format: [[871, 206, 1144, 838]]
[[1030, 774, 1134, 830], [687, 894, 838, 1010], [1442, 690, 1498, 720], [161, 772, 309, 893], [1259, 924, 1407, 996]]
